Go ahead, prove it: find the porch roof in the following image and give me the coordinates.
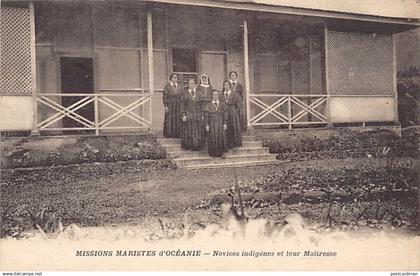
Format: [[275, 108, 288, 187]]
[[229, 0, 420, 20], [147, 0, 420, 27]]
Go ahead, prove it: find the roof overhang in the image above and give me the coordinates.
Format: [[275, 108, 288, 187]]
[[3, 0, 419, 32], [146, 0, 420, 29]]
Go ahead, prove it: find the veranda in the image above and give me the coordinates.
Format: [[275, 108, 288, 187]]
[[1, 0, 418, 135]]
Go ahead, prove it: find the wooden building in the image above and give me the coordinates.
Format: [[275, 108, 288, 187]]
[[1, 0, 419, 135]]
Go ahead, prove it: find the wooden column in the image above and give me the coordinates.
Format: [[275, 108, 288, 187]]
[[323, 23, 332, 127], [392, 34, 399, 125], [30, 2, 40, 136], [139, 8, 145, 94], [309, 36, 313, 94], [243, 19, 251, 127], [147, 7, 154, 126]]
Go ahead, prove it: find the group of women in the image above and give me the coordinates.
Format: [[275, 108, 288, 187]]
[[162, 71, 246, 157]]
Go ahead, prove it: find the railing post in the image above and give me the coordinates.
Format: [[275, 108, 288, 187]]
[[147, 7, 154, 128], [287, 96, 292, 130], [29, 2, 40, 136], [243, 19, 251, 128], [94, 95, 99, 135]]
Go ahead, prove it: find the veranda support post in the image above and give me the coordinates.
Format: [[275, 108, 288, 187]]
[[323, 23, 332, 127], [147, 6, 154, 128], [30, 2, 39, 136], [243, 19, 251, 128], [392, 34, 399, 126]]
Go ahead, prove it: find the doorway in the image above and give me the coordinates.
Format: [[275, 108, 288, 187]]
[[201, 52, 226, 91], [60, 57, 94, 133]]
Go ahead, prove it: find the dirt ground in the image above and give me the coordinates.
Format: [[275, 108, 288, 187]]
[[1, 154, 418, 238]]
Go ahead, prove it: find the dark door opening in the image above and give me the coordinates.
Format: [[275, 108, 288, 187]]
[[60, 57, 94, 134]]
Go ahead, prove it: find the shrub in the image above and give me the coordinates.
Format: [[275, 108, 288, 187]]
[[397, 67, 420, 128]]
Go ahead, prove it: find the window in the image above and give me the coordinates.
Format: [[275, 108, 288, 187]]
[[173, 48, 196, 73], [172, 48, 197, 85]]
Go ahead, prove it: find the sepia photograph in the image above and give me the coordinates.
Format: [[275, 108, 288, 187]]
[[0, 0, 419, 273]]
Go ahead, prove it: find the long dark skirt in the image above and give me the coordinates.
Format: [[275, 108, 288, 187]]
[[207, 113, 228, 157], [181, 112, 204, 150], [163, 96, 182, 138], [226, 107, 243, 148], [239, 102, 247, 133], [199, 100, 210, 143]]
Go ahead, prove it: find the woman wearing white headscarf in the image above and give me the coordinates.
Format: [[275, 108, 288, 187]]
[[196, 74, 213, 147], [197, 74, 212, 100]]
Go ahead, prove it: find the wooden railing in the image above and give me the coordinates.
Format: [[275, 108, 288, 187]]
[[249, 94, 328, 129], [37, 92, 151, 134]]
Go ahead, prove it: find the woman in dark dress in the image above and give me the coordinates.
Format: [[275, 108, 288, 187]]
[[196, 74, 212, 139], [222, 80, 242, 148], [162, 73, 182, 138], [205, 90, 228, 157], [180, 78, 204, 150], [196, 74, 213, 103], [229, 71, 247, 132], [228, 71, 243, 98]]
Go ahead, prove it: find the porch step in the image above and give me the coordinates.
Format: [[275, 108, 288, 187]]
[[157, 138, 181, 145], [157, 135, 255, 145], [168, 147, 269, 159], [175, 153, 276, 167], [160, 140, 262, 153], [157, 135, 278, 169], [183, 159, 284, 169]]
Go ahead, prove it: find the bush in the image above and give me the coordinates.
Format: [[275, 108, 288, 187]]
[[1, 135, 167, 169], [260, 129, 418, 161], [397, 67, 420, 128]]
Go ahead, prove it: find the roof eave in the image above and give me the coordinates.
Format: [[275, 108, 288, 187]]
[[146, 0, 420, 27]]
